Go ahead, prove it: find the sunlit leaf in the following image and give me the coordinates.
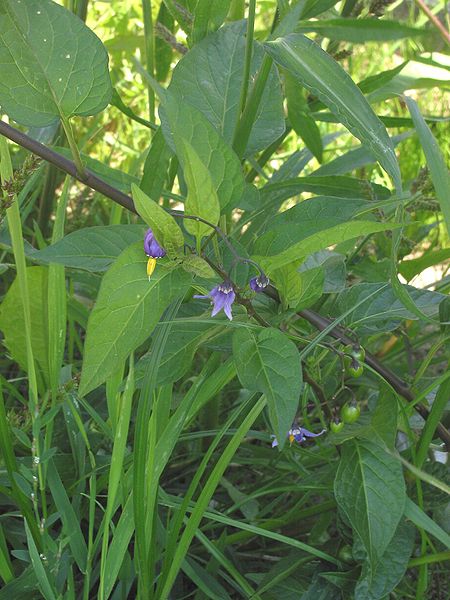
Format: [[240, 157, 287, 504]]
[[264, 34, 402, 190], [334, 440, 406, 568], [79, 243, 191, 396], [232, 327, 302, 448], [0, 0, 112, 126]]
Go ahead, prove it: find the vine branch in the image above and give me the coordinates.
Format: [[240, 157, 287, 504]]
[[413, 0, 450, 47], [1, 119, 448, 449], [0, 120, 136, 213]]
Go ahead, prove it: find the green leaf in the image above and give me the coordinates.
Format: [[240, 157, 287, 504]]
[[31, 225, 145, 272], [369, 390, 398, 449], [0, 0, 112, 127], [132, 184, 184, 258], [254, 220, 400, 272], [300, 576, 341, 600], [181, 254, 216, 278], [334, 440, 406, 568], [190, 0, 230, 44], [271, 264, 324, 310], [355, 520, 415, 600], [264, 34, 401, 190], [79, 243, 191, 396], [417, 377, 450, 469], [110, 88, 153, 129], [136, 320, 223, 388], [182, 557, 230, 600], [334, 282, 445, 333], [270, 262, 304, 309], [24, 524, 56, 600], [358, 62, 408, 95], [367, 74, 450, 105], [285, 72, 323, 162], [221, 476, 260, 521], [232, 327, 302, 448], [140, 128, 173, 201], [103, 494, 134, 598], [295, 267, 325, 310], [169, 22, 285, 157], [99, 362, 134, 596], [301, 0, 340, 19], [261, 176, 390, 207], [312, 132, 411, 179], [160, 91, 245, 209], [179, 138, 220, 240], [0, 266, 49, 387], [295, 19, 427, 42], [254, 194, 366, 242], [405, 96, 450, 237], [301, 250, 346, 293], [46, 461, 88, 572], [399, 248, 450, 281], [404, 498, 450, 549]]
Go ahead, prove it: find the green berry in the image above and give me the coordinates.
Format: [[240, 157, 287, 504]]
[[330, 419, 345, 433], [343, 343, 366, 363], [345, 357, 364, 378], [341, 401, 361, 424]]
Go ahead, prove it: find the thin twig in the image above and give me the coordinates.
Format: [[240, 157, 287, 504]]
[[0, 120, 136, 212], [155, 22, 188, 55], [300, 308, 450, 449], [414, 0, 450, 47]]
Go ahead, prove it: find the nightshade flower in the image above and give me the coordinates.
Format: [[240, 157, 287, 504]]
[[271, 426, 326, 448], [194, 281, 235, 321], [144, 228, 166, 278], [250, 275, 270, 292]]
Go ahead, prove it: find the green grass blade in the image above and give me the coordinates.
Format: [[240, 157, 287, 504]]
[[133, 298, 183, 597], [194, 528, 260, 598], [46, 460, 88, 572], [158, 393, 255, 593], [0, 383, 41, 547], [103, 493, 135, 598], [416, 374, 450, 468], [162, 494, 340, 565], [24, 523, 57, 600], [181, 557, 230, 600], [406, 95, 450, 237], [157, 395, 267, 598], [47, 176, 69, 396], [99, 358, 135, 599], [0, 523, 14, 584], [404, 498, 450, 549], [0, 137, 38, 407]]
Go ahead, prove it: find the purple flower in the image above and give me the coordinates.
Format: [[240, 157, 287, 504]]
[[144, 228, 166, 258], [194, 281, 235, 321], [271, 426, 326, 448], [249, 275, 269, 292], [144, 228, 166, 278]]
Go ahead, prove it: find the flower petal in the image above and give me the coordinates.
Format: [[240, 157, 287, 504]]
[[211, 293, 226, 316], [223, 297, 234, 320], [301, 428, 326, 438], [147, 257, 157, 278]]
